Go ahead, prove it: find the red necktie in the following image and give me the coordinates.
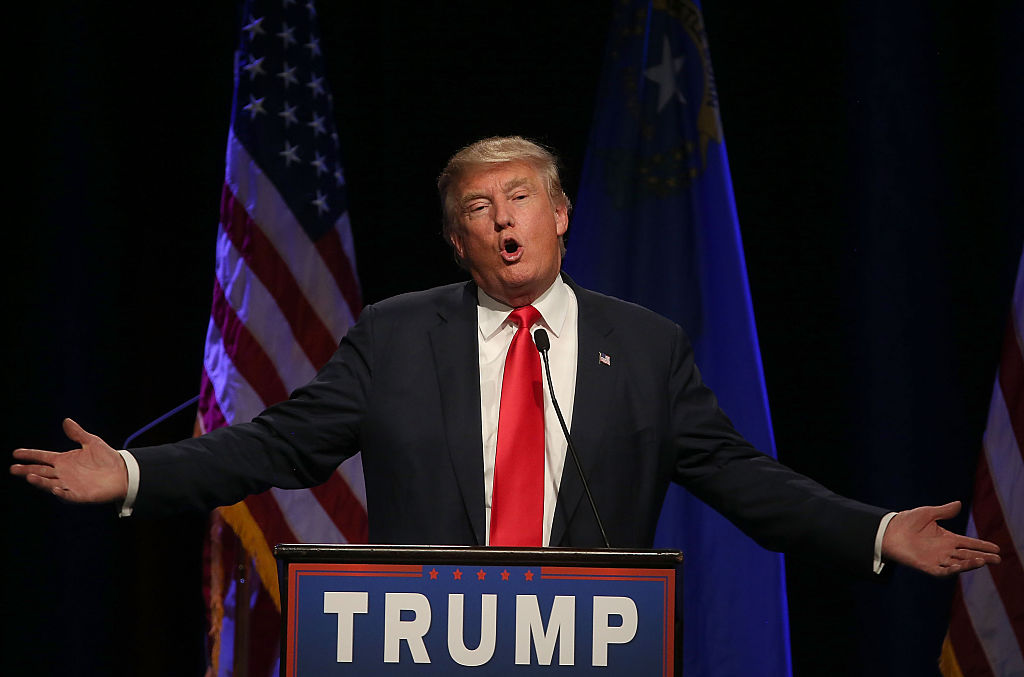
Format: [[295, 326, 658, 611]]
[[489, 305, 544, 546]]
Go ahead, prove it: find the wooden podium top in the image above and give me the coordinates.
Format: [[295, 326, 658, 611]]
[[275, 543, 683, 569]]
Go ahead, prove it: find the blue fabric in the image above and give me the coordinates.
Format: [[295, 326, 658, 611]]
[[563, 2, 793, 675]]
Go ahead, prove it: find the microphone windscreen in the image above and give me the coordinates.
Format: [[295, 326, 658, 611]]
[[533, 327, 551, 352]]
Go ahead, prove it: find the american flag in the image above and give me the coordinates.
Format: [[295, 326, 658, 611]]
[[197, 0, 366, 673], [940, 251, 1024, 676]]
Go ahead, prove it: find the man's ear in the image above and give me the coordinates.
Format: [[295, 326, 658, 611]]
[[554, 204, 569, 237], [449, 230, 465, 260]]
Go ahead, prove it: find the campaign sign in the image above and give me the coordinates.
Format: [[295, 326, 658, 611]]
[[282, 558, 676, 676]]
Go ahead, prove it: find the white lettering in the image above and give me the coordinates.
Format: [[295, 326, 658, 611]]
[[592, 596, 638, 666], [383, 592, 432, 663], [447, 594, 497, 666], [514, 595, 576, 666], [323, 591, 368, 663]]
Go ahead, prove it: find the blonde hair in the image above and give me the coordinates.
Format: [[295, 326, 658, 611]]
[[437, 136, 571, 264]]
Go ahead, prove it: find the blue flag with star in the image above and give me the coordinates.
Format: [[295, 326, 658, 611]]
[[564, 1, 793, 675]]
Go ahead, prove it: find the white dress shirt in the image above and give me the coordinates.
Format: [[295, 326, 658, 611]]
[[476, 275, 577, 546]]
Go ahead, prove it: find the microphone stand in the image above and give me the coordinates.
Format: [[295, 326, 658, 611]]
[[534, 328, 610, 548]]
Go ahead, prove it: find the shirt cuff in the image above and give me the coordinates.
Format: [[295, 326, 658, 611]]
[[873, 511, 898, 574], [116, 449, 140, 517]]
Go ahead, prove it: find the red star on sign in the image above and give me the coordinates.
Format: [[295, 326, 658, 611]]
[[428, 568, 438, 580], [476, 569, 486, 580], [453, 569, 463, 580], [524, 570, 534, 581], [500, 569, 510, 581]]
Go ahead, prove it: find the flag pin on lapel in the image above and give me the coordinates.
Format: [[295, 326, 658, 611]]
[[598, 352, 611, 366]]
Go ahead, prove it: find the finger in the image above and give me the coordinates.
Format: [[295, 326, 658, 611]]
[[10, 464, 60, 479], [63, 418, 91, 445], [25, 473, 66, 493], [952, 550, 1002, 564], [954, 536, 1001, 554], [952, 557, 990, 574], [11, 448, 61, 464]]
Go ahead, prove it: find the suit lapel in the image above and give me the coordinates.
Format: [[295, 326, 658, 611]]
[[550, 280, 617, 546], [429, 282, 486, 544]]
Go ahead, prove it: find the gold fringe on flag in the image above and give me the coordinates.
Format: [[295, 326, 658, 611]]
[[205, 513, 227, 677], [218, 501, 281, 611], [938, 632, 964, 677]]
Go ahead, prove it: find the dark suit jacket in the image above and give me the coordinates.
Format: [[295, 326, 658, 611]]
[[132, 275, 886, 573]]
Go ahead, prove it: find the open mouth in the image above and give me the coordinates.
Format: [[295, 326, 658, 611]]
[[500, 238, 523, 262]]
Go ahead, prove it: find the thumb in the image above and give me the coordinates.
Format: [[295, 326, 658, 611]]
[[931, 500, 962, 521], [62, 417, 91, 445]]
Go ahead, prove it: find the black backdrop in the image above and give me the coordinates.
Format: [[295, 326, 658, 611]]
[[4, 2, 1022, 675]]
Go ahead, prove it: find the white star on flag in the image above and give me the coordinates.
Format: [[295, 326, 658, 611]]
[[311, 152, 327, 176], [311, 190, 328, 214], [308, 113, 326, 136], [243, 15, 265, 39], [307, 75, 325, 97], [243, 56, 265, 80], [278, 101, 298, 127], [279, 141, 300, 166], [277, 23, 297, 48], [278, 62, 299, 88], [644, 36, 687, 112], [243, 95, 266, 118]]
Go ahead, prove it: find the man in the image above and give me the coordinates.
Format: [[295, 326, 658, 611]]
[[11, 136, 1000, 576]]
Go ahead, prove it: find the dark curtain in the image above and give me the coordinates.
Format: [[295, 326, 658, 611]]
[[4, 2, 1021, 675]]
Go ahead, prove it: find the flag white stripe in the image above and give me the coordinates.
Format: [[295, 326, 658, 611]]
[[270, 485, 348, 544], [226, 131, 358, 340], [338, 453, 368, 510], [214, 227, 318, 393], [982, 374, 1024, 562], [961, 513, 1024, 675], [203, 321, 266, 425], [336, 211, 359, 276]]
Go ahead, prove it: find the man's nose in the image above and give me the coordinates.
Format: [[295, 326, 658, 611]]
[[493, 200, 515, 229]]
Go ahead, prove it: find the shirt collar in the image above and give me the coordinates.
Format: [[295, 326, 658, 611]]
[[477, 274, 569, 342]]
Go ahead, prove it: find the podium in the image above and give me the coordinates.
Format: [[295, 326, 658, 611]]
[[276, 544, 683, 676]]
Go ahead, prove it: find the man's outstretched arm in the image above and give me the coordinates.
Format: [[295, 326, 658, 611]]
[[882, 500, 1001, 576], [10, 418, 127, 503]]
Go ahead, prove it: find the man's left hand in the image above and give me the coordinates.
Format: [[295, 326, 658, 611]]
[[882, 500, 1001, 576]]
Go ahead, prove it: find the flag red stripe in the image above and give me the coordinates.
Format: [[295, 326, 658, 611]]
[[211, 277, 290, 405], [948, 584, 996, 676], [243, 490, 299, 550], [249, 581, 281, 669], [998, 314, 1024, 462], [311, 472, 369, 543], [971, 450, 1024, 650], [220, 184, 339, 369], [199, 367, 229, 432], [314, 226, 362, 317]]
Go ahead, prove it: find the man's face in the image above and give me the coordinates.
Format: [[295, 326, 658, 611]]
[[449, 161, 568, 308]]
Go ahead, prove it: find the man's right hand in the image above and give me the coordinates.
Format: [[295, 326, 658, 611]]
[[10, 418, 128, 503]]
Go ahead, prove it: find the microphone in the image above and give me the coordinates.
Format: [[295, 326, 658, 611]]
[[533, 328, 610, 548]]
